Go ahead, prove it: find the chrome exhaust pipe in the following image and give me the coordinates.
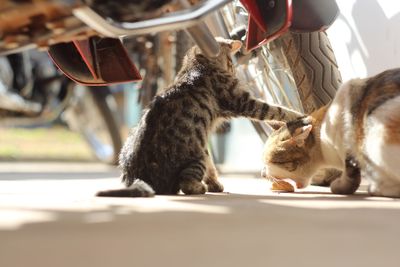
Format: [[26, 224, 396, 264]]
[[73, 0, 234, 58], [73, 0, 232, 37]]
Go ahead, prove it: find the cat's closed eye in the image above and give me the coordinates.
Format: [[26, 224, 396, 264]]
[[272, 161, 298, 172]]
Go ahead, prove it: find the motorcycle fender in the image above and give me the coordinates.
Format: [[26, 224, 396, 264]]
[[48, 37, 142, 86], [240, 0, 292, 51], [290, 0, 339, 32]]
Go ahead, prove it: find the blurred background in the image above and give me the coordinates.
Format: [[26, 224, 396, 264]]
[[1, 0, 400, 174]]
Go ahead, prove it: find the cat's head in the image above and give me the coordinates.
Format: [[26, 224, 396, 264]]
[[189, 37, 242, 73], [216, 37, 242, 73], [262, 116, 319, 189]]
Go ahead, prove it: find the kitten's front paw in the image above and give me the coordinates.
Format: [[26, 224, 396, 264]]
[[206, 180, 224, 192], [180, 179, 207, 195], [284, 109, 304, 121]]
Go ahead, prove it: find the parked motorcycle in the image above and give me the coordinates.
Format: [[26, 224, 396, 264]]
[[0, 0, 342, 167]]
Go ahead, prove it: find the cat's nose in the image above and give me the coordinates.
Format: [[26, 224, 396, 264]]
[[261, 166, 267, 178]]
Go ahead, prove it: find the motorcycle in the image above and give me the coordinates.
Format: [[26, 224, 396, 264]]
[[0, 0, 341, 166]]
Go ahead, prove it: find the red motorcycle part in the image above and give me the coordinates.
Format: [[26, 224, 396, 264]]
[[240, 0, 339, 51], [240, 0, 292, 51], [48, 36, 142, 86]]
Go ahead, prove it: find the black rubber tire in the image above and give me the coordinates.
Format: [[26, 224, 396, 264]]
[[88, 86, 123, 165], [275, 31, 342, 113]]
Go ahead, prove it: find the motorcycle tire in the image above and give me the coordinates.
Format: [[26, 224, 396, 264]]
[[279, 31, 342, 113]]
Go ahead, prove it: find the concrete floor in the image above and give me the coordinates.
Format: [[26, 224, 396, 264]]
[[0, 162, 399, 267]]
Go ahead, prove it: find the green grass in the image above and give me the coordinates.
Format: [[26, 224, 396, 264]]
[[0, 126, 96, 162]]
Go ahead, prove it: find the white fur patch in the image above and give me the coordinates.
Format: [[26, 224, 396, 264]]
[[364, 96, 400, 180], [319, 78, 368, 169], [320, 101, 345, 168], [364, 116, 386, 166]]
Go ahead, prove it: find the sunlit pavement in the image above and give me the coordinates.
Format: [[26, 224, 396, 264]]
[[0, 162, 399, 267]]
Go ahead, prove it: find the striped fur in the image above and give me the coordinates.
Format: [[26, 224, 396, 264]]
[[262, 68, 400, 197], [97, 38, 302, 197]]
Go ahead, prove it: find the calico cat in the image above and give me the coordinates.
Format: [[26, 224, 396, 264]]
[[97, 37, 303, 197], [262, 68, 400, 198]]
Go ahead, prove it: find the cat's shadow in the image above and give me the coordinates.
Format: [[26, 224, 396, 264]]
[[288, 190, 371, 198], [183, 189, 389, 202]]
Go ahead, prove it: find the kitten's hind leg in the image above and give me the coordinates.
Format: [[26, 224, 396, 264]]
[[330, 156, 361, 195], [179, 160, 207, 195], [203, 151, 224, 192]]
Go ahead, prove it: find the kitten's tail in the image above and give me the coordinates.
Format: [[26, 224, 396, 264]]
[[96, 180, 155, 197]]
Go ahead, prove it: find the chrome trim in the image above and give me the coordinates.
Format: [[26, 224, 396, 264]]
[[185, 22, 220, 57], [205, 11, 231, 38], [72, 0, 232, 38]]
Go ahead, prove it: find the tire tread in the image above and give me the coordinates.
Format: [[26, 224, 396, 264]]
[[277, 31, 342, 113]]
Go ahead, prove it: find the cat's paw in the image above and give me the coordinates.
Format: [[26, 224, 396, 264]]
[[330, 178, 358, 195], [311, 169, 341, 187], [206, 180, 224, 192], [284, 109, 305, 121], [180, 179, 207, 195]]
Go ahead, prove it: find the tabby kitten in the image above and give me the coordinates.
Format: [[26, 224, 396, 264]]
[[97, 37, 302, 197], [262, 68, 400, 198]]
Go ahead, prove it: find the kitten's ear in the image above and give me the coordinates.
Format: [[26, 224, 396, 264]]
[[267, 120, 286, 130], [215, 37, 242, 53], [291, 125, 312, 147], [230, 40, 242, 54]]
